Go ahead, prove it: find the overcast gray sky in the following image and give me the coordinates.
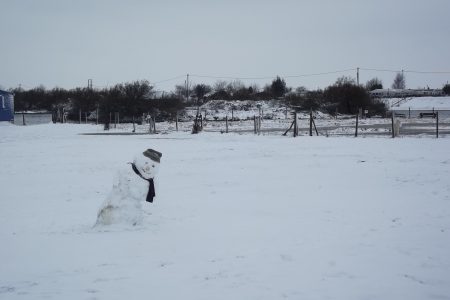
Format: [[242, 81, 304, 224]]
[[1, 0, 450, 92]]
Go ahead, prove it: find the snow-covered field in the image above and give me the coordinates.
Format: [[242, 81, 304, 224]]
[[1, 123, 450, 300], [386, 96, 450, 110]]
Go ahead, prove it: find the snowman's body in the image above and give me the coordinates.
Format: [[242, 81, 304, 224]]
[[96, 151, 160, 226]]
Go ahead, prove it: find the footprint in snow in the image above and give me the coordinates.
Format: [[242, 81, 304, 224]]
[[280, 254, 293, 262], [0, 286, 16, 294]]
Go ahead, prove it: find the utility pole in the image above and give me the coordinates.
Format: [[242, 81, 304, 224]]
[[88, 79, 93, 90], [186, 74, 189, 101], [357, 67, 360, 86]]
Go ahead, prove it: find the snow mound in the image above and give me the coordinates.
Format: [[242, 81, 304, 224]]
[[184, 99, 290, 120]]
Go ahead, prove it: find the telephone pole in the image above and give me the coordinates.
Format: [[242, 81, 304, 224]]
[[357, 67, 360, 86], [186, 74, 189, 101], [88, 79, 93, 90]]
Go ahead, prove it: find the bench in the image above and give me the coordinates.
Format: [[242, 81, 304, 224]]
[[419, 112, 436, 118]]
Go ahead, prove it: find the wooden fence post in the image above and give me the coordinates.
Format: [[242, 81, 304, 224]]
[[22, 112, 26, 126], [176, 112, 179, 131], [258, 116, 261, 134], [85, 112, 88, 124], [391, 113, 395, 138], [312, 118, 319, 136], [282, 120, 295, 136], [436, 111, 439, 138], [294, 112, 298, 137], [309, 110, 313, 136], [96, 107, 99, 125], [225, 116, 228, 133], [79, 109, 82, 124], [254, 116, 257, 134], [355, 113, 359, 137]]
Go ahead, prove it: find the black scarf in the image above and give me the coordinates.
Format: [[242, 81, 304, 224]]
[[131, 163, 155, 203]]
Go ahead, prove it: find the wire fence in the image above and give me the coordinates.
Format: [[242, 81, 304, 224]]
[[14, 109, 449, 138], [199, 112, 448, 138]]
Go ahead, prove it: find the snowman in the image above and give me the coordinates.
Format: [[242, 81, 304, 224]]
[[96, 149, 162, 226]]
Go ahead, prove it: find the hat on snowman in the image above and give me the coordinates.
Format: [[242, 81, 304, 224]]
[[143, 149, 162, 163]]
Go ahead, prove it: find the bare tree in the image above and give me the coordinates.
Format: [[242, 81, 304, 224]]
[[392, 72, 406, 89], [443, 83, 450, 95], [123, 80, 153, 102], [295, 86, 308, 95], [271, 76, 288, 98], [249, 83, 260, 94], [366, 78, 383, 91], [226, 80, 245, 96], [213, 80, 228, 93], [174, 84, 187, 100], [335, 76, 356, 86], [193, 84, 212, 102]]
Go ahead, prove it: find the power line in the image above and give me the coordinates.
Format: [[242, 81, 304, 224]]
[[360, 67, 450, 74], [404, 69, 450, 74], [151, 75, 186, 84], [190, 74, 271, 80], [190, 68, 357, 81], [90, 76, 186, 89], [359, 68, 402, 73], [284, 69, 357, 78]]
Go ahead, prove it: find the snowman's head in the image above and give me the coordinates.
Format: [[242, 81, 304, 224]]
[[133, 149, 162, 179]]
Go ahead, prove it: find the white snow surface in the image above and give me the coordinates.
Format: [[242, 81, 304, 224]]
[[1, 124, 450, 299], [386, 96, 450, 110]]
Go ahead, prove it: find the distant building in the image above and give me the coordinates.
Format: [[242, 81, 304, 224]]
[[0, 90, 14, 122], [370, 88, 443, 98]]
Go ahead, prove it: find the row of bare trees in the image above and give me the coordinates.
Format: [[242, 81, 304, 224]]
[[174, 76, 289, 103], [10, 73, 421, 120], [11, 80, 183, 122]]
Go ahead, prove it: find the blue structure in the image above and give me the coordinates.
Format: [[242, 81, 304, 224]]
[[0, 89, 14, 122]]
